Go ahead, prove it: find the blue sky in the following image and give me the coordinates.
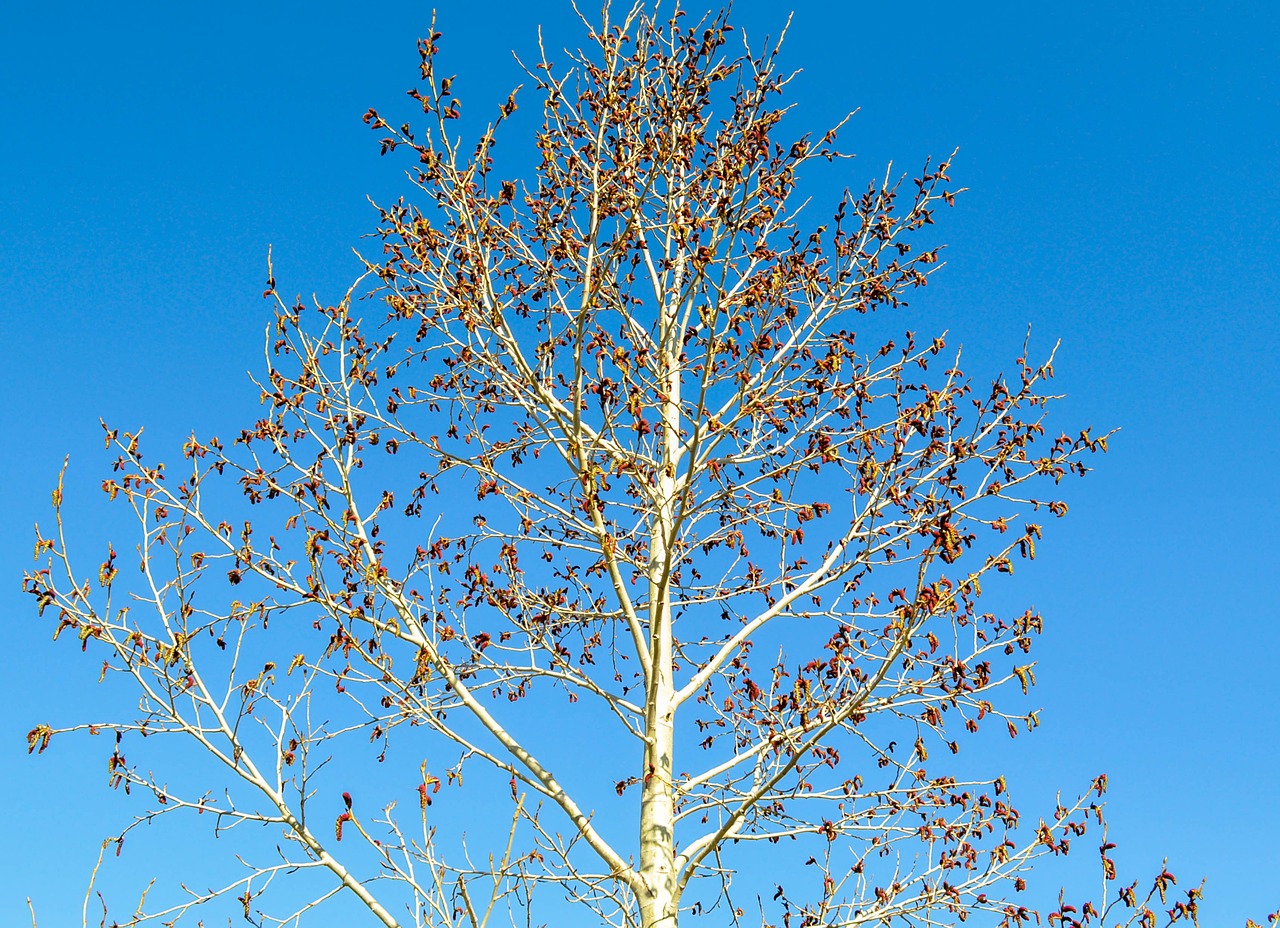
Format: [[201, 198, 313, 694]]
[[3, 0, 1278, 924]]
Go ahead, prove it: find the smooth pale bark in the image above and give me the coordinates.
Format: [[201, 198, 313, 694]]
[[639, 279, 682, 928]]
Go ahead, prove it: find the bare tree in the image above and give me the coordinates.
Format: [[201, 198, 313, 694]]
[[25, 4, 1221, 928]]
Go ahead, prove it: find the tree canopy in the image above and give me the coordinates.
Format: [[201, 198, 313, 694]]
[[24, 4, 1229, 928]]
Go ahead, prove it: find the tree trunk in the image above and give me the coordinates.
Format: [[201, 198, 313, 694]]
[[639, 307, 681, 928]]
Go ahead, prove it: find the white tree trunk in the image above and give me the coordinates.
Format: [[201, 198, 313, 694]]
[[639, 304, 681, 928]]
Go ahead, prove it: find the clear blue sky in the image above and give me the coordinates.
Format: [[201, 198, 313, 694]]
[[3, 0, 1277, 923]]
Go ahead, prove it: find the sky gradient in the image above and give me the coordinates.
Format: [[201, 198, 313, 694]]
[[3, 1, 1278, 924]]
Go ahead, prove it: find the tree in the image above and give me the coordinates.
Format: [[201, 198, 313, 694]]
[[24, 4, 1215, 927]]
